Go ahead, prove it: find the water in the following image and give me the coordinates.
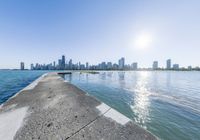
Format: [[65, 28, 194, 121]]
[[0, 70, 47, 104], [0, 70, 199, 140], [63, 71, 200, 140]]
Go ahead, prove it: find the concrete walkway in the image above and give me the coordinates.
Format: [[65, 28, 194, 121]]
[[0, 73, 158, 140]]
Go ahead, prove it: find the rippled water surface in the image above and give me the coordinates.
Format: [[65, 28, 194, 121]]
[[64, 71, 200, 140], [0, 70, 47, 104]]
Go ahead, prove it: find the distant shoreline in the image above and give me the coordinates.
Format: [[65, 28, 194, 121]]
[[0, 69, 200, 71]]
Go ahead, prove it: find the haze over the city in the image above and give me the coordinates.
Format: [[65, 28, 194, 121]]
[[0, 0, 200, 69]]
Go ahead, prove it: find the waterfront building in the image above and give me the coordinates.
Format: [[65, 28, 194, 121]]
[[113, 63, 118, 70], [61, 55, 65, 69], [173, 64, 179, 70], [118, 57, 125, 70], [69, 59, 72, 70], [65, 63, 69, 70], [53, 61, 56, 69], [188, 66, 192, 70], [107, 62, 112, 70], [194, 66, 200, 71], [131, 62, 138, 70], [30, 64, 34, 70], [101, 62, 106, 70], [74, 63, 79, 70], [166, 59, 171, 69], [58, 59, 62, 70], [35, 63, 39, 70], [20, 62, 25, 70], [86, 62, 89, 70], [153, 61, 158, 70], [80, 64, 85, 70], [78, 62, 81, 70]]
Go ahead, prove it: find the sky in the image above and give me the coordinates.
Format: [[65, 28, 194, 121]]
[[0, 0, 200, 69]]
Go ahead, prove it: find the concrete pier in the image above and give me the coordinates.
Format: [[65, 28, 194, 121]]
[[0, 73, 158, 140]]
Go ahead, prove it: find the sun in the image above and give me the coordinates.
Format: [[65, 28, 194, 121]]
[[134, 32, 153, 49]]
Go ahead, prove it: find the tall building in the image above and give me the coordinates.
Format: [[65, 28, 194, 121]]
[[86, 62, 89, 70], [53, 61, 56, 69], [131, 62, 138, 70], [101, 62, 106, 70], [80, 64, 85, 70], [166, 59, 171, 69], [188, 66, 192, 70], [58, 59, 62, 69], [113, 63, 118, 70], [107, 62, 112, 70], [173, 64, 179, 70], [153, 61, 158, 70], [30, 64, 34, 70], [61, 55, 65, 69], [118, 57, 125, 70], [78, 62, 81, 70], [69, 59, 72, 70], [20, 62, 25, 70]]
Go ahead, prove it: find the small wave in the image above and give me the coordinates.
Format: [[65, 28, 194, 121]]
[[125, 87, 200, 115]]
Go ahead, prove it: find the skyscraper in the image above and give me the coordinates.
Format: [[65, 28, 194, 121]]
[[166, 59, 171, 69], [118, 57, 125, 70], [53, 61, 56, 69], [78, 62, 81, 70], [173, 64, 179, 70], [58, 59, 62, 70], [20, 62, 25, 70], [61, 55, 65, 70], [131, 62, 138, 70], [101, 62, 106, 70], [107, 62, 112, 70], [188, 66, 192, 70], [86, 62, 89, 70], [30, 64, 34, 70], [69, 59, 72, 70], [153, 61, 158, 70]]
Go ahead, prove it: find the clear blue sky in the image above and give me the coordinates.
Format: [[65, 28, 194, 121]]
[[0, 0, 200, 69]]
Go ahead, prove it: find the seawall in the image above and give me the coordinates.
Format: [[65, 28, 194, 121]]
[[0, 72, 158, 140]]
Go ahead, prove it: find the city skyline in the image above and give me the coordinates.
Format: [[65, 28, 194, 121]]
[[19, 55, 199, 71], [1, 0, 200, 69], [2, 54, 200, 70]]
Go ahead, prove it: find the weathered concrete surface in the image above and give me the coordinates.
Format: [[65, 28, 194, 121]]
[[0, 73, 158, 140]]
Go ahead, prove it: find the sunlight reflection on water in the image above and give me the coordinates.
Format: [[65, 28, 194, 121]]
[[130, 71, 151, 129]]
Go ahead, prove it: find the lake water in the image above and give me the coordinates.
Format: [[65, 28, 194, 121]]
[[0, 70, 47, 104], [63, 71, 200, 140], [0, 70, 200, 140]]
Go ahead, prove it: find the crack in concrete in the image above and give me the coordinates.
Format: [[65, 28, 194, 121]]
[[66, 108, 111, 140]]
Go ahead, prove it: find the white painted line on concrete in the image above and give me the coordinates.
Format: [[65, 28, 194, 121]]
[[0, 107, 28, 140], [96, 103, 110, 114], [96, 103, 131, 125], [104, 108, 131, 125]]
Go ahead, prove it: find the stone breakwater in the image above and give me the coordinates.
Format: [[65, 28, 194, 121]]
[[0, 73, 158, 140]]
